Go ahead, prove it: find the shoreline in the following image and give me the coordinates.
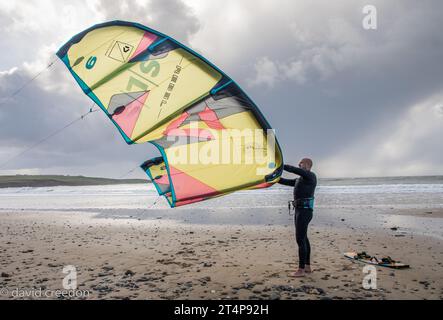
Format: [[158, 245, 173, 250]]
[[1, 174, 441, 189]]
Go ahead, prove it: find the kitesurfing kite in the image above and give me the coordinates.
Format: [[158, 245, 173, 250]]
[[57, 21, 283, 207]]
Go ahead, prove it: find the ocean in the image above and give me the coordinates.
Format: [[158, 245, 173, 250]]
[[0, 176, 442, 239]]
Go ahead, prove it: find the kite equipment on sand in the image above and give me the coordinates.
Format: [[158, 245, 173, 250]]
[[57, 21, 283, 207], [344, 251, 410, 269]]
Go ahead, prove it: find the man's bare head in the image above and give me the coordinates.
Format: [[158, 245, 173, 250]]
[[298, 158, 313, 171]]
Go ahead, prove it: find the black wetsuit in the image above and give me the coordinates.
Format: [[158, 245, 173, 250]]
[[279, 164, 317, 269]]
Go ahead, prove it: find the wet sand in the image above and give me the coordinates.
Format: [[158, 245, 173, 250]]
[[0, 209, 442, 300]]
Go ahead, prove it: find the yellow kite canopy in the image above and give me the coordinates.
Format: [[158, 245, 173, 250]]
[[57, 21, 283, 207]]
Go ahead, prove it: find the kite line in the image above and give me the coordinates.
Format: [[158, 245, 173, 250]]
[[0, 105, 98, 170]]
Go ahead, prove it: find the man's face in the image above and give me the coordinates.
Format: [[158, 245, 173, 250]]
[[298, 160, 308, 170], [298, 158, 313, 171]]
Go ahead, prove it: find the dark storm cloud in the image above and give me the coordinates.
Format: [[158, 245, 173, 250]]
[[234, 0, 443, 175]]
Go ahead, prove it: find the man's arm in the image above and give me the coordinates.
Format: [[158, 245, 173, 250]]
[[283, 164, 310, 179], [278, 177, 296, 187]]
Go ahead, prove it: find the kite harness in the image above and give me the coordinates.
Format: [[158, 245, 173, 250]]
[[288, 197, 315, 215]]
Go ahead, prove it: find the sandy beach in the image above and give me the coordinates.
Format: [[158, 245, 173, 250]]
[[0, 180, 442, 300]]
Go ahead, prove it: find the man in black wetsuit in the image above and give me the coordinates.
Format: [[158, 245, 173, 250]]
[[279, 158, 317, 277]]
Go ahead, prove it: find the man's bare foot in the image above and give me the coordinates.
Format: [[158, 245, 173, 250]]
[[305, 265, 313, 273], [290, 269, 306, 277]]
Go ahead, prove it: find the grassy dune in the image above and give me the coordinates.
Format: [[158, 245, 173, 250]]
[[0, 175, 147, 188]]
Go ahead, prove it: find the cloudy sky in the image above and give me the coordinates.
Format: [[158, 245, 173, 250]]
[[0, 0, 442, 179]]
